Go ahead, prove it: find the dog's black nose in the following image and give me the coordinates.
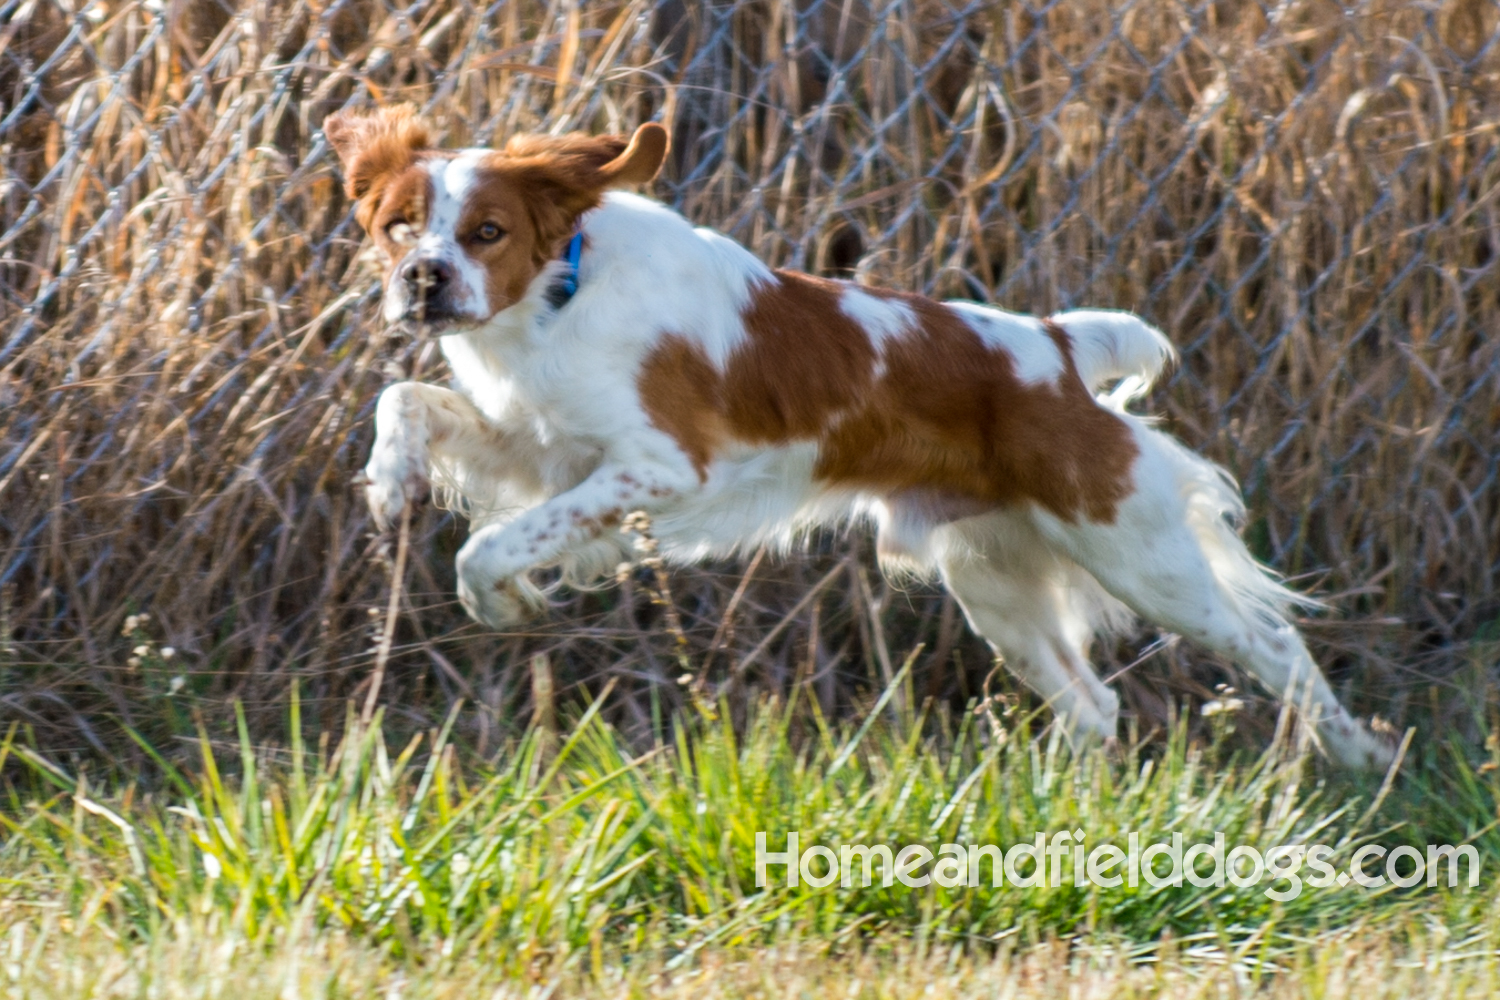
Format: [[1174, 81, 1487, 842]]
[[400, 258, 453, 303]]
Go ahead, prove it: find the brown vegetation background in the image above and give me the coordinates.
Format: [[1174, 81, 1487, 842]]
[[1, 0, 1497, 762]]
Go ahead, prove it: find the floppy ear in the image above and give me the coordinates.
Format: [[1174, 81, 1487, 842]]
[[501, 123, 670, 249], [323, 105, 433, 201], [503, 123, 667, 199], [596, 123, 669, 185]]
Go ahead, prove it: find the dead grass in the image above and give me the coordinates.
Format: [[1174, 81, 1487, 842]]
[[1, 0, 1498, 763], [4, 921, 1498, 1000]]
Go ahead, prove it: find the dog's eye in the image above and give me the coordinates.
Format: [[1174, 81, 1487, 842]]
[[473, 222, 505, 243], [386, 220, 417, 246]]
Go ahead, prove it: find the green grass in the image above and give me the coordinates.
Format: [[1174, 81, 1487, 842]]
[[2, 669, 1498, 995]]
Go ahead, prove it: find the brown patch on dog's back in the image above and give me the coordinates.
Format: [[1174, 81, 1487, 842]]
[[814, 306, 1138, 523], [723, 273, 877, 440], [636, 272, 1140, 523]]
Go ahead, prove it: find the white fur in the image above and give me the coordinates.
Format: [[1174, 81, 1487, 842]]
[[1012, 415, 1389, 769], [1048, 308, 1177, 401], [362, 188, 1392, 771], [840, 287, 916, 377], [945, 301, 1066, 386]]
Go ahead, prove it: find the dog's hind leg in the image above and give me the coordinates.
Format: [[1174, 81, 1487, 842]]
[[1034, 425, 1395, 770], [936, 518, 1124, 747]]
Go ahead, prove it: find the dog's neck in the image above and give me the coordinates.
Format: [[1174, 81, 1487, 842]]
[[543, 230, 586, 311], [437, 189, 772, 430]]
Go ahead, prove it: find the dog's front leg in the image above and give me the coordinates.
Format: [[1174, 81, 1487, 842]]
[[364, 382, 521, 529], [454, 460, 693, 628]]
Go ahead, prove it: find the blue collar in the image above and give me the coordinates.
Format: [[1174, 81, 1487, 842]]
[[546, 231, 585, 310]]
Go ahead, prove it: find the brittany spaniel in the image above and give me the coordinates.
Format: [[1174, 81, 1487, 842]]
[[324, 107, 1392, 769]]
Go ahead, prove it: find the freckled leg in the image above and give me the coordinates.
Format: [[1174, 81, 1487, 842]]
[[454, 462, 694, 629], [364, 382, 516, 529]]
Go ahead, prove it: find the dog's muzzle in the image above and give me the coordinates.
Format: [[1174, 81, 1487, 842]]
[[394, 256, 466, 332]]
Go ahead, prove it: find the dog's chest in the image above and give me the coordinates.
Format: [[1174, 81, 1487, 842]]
[[441, 330, 631, 448]]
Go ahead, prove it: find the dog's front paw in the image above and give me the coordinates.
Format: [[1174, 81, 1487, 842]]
[[455, 540, 543, 629], [363, 443, 429, 531], [456, 571, 541, 630]]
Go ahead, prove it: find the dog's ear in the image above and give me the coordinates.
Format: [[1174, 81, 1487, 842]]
[[503, 123, 668, 189], [501, 123, 669, 250], [596, 122, 669, 185], [323, 105, 433, 203]]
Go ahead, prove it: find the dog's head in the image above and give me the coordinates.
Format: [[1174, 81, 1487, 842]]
[[325, 106, 668, 335]]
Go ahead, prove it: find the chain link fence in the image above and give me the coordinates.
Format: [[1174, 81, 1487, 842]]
[[2, 0, 1498, 749]]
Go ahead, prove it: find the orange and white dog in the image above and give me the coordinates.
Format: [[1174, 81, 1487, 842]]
[[325, 107, 1392, 769]]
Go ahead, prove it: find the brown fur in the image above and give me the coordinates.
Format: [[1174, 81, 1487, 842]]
[[636, 335, 730, 481], [637, 271, 1140, 524], [724, 273, 878, 441], [324, 105, 432, 219]]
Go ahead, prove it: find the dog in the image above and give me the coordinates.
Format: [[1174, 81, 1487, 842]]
[[324, 107, 1393, 770]]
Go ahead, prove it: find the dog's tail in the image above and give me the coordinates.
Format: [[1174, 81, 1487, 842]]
[[1048, 309, 1176, 404]]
